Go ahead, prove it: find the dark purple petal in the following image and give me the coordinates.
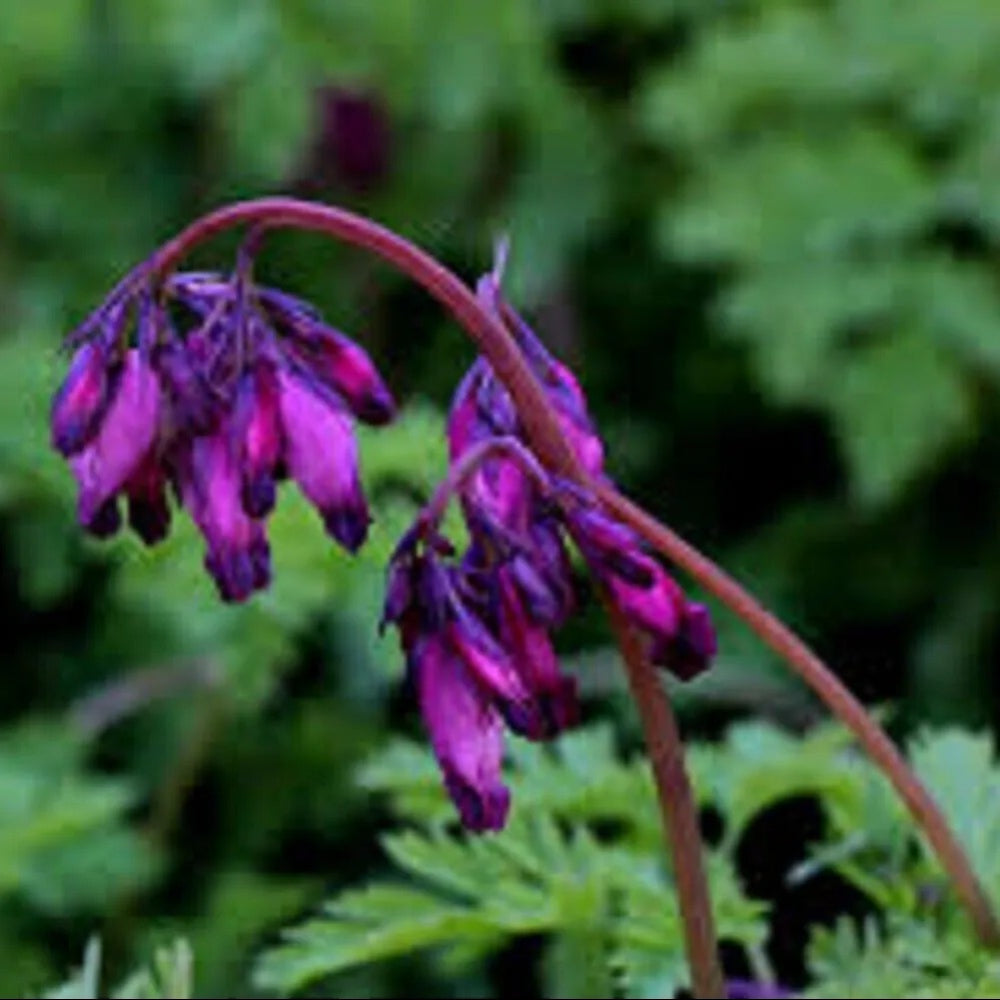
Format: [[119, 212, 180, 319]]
[[124, 453, 171, 545], [82, 497, 122, 538], [413, 634, 510, 832], [653, 601, 716, 681], [178, 432, 270, 603], [567, 505, 654, 588], [496, 571, 578, 738], [232, 362, 283, 517], [154, 338, 217, 435], [508, 553, 563, 625], [476, 273, 605, 475], [727, 979, 794, 999], [447, 359, 491, 460], [277, 369, 370, 552], [262, 292, 395, 425], [447, 612, 531, 713]]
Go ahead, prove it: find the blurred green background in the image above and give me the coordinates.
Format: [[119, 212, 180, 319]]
[[2, 0, 1000, 995]]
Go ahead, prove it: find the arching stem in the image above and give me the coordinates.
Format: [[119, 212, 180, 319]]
[[140, 196, 997, 965], [596, 485, 1000, 948], [604, 597, 726, 998]]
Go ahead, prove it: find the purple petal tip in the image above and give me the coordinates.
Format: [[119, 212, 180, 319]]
[[444, 767, 510, 833], [323, 506, 370, 553]]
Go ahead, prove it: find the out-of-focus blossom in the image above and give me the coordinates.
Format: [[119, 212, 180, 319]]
[[726, 978, 794, 998]]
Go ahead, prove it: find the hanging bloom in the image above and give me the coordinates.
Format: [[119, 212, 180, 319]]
[[51, 251, 396, 601], [176, 430, 271, 602], [726, 979, 794, 999], [444, 248, 717, 685], [382, 517, 582, 828], [69, 349, 162, 534], [564, 497, 716, 680], [277, 367, 370, 552]]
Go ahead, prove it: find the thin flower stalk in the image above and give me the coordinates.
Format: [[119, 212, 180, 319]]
[[51, 197, 1000, 995]]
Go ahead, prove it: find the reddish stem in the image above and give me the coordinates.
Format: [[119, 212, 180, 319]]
[[596, 485, 1000, 948], [140, 195, 997, 967], [605, 597, 726, 998], [147, 196, 726, 992]]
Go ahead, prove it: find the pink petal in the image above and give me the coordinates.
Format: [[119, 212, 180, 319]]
[[278, 370, 369, 551], [414, 634, 510, 832], [71, 350, 161, 526]]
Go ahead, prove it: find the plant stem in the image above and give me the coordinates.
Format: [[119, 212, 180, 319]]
[[146, 196, 728, 990], [140, 195, 998, 959], [605, 597, 727, 998], [596, 484, 1000, 948]]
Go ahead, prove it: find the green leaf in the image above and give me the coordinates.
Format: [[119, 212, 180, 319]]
[[827, 333, 972, 505]]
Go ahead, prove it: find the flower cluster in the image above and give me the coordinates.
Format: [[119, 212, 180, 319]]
[[51, 259, 395, 601], [52, 235, 715, 832], [381, 252, 716, 829]]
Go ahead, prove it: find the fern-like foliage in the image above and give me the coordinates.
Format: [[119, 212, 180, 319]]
[[638, 0, 1000, 504], [803, 917, 1000, 999], [42, 938, 194, 1000], [255, 719, 1000, 998], [255, 725, 766, 998], [0, 719, 156, 915]]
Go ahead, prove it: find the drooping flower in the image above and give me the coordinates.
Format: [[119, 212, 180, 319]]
[[51, 254, 396, 601], [726, 979, 794, 999], [564, 493, 716, 680], [382, 516, 582, 829], [68, 348, 162, 534], [444, 248, 716, 684], [277, 366, 369, 552]]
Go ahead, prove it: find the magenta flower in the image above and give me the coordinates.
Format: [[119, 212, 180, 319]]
[[726, 979, 794, 999], [444, 249, 716, 685], [276, 367, 369, 551], [382, 521, 581, 829], [52, 258, 395, 600], [68, 349, 162, 535], [55, 231, 714, 832]]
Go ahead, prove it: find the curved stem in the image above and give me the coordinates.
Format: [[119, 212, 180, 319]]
[[422, 436, 551, 527], [148, 197, 582, 478], [145, 197, 727, 991], [605, 597, 726, 998], [138, 195, 997, 957], [596, 483, 1000, 948]]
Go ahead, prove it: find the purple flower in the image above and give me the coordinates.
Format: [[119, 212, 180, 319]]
[[565, 498, 716, 681], [69, 349, 162, 533], [52, 257, 395, 600], [176, 431, 271, 602], [232, 361, 282, 518], [382, 526, 580, 828], [414, 632, 510, 832], [494, 568, 578, 736], [277, 367, 369, 552], [727, 978, 794, 999], [445, 253, 717, 685], [50, 338, 119, 457]]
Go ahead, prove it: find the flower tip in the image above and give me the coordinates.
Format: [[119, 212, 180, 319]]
[[654, 603, 717, 681], [444, 767, 510, 833], [323, 506, 370, 553], [353, 383, 397, 426], [128, 500, 170, 546], [81, 498, 122, 538], [241, 474, 277, 519], [205, 536, 271, 603]]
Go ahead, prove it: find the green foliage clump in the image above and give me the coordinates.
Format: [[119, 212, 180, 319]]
[[639, 0, 1000, 504]]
